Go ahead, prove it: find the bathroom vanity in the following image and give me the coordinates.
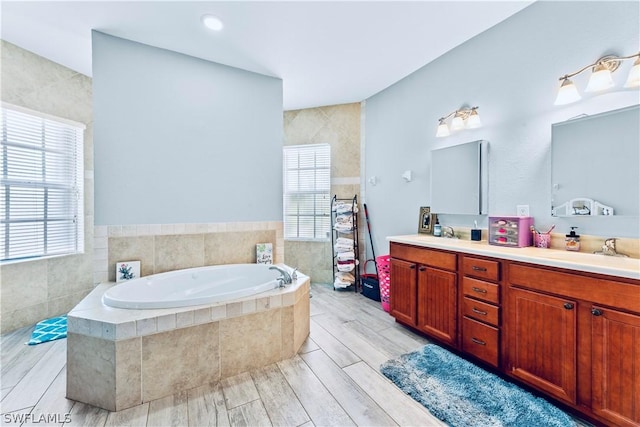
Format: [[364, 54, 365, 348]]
[[388, 235, 640, 427]]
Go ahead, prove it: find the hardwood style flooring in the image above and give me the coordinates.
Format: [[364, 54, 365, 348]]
[[1, 283, 445, 427]]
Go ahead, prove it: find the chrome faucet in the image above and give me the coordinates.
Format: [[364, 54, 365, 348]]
[[269, 266, 292, 287], [442, 226, 456, 238]]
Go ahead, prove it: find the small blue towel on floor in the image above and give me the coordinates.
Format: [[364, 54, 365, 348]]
[[27, 315, 67, 345]]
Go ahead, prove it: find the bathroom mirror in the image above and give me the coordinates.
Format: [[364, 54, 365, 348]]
[[431, 140, 488, 215], [551, 104, 640, 217]]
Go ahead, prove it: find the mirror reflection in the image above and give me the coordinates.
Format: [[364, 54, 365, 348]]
[[551, 105, 640, 217]]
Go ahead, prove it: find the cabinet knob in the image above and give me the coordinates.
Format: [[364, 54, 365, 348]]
[[563, 303, 574, 310], [419, 266, 427, 272], [591, 308, 603, 316], [409, 264, 416, 270]]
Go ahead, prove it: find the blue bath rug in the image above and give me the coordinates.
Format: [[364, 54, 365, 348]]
[[380, 344, 576, 427], [27, 315, 67, 345]]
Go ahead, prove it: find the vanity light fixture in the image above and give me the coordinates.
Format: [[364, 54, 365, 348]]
[[554, 52, 640, 106], [435, 106, 481, 138], [201, 14, 224, 31]]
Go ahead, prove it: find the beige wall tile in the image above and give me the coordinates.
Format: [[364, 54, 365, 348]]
[[204, 231, 276, 265], [47, 289, 93, 319], [294, 289, 311, 351], [66, 333, 117, 411], [0, 259, 48, 314], [220, 309, 282, 378], [115, 337, 143, 410], [108, 236, 154, 281], [281, 306, 295, 359], [1, 41, 94, 333], [154, 234, 204, 274], [141, 323, 220, 402], [47, 254, 93, 300]]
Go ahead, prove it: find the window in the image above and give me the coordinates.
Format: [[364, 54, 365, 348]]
[[1, 104, 85, 262], [283, 144, 331, 240]]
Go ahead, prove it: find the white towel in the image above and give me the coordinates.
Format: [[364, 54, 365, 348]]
[[336, 237, 353, 246], [334, 243, 353, 252], [337, 262, 355, 272], [337, 251, 355, 261]]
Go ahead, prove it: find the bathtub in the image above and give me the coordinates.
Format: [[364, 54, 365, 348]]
[[103, 264, 284, 309]]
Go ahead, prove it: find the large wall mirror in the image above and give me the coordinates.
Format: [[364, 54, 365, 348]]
[[551, 104, 639, 217], [431, 140, 488, 215]]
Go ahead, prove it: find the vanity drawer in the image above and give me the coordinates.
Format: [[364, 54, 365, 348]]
[[462, 317, 499, 367], [462, 277, 500, 304], [462, 256, 500, 281], [390, 243, 457, 271], [462, 297, 499, 326]]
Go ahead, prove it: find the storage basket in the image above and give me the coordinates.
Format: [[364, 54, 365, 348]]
[[377, 255, 391, 312], [360, 260, 381, 301]]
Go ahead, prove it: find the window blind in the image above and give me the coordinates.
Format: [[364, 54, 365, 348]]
[[1, 104, 85, 261], [283, 144, 331, 240]]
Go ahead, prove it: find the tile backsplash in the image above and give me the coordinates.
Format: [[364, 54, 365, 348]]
[[94, 221, 284, 284]]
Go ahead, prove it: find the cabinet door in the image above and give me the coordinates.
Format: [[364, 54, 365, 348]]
[[592, 306, 640, 426], [508, 287, 577, 404], [417, 266, 457, 346], [389, 258, 417, 326]]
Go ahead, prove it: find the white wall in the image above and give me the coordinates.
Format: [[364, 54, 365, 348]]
[[364, 1, 640, 254], [93, 31, 283, 225]]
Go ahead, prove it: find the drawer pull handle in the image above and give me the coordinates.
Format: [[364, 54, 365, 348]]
[[472, 266, 487, 272], [471, 287, 487, 294], [471, 337, 486, 346], [472, 307, 488, 316]]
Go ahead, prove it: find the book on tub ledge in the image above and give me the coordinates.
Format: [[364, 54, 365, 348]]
[[256, 243, 273, 264]]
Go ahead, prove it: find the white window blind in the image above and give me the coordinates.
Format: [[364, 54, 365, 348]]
[[1, 104, 85, 262], [283, 144, 331, 240]]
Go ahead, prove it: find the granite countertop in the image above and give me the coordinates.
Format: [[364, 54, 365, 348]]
[[388, 234, 640, 280]]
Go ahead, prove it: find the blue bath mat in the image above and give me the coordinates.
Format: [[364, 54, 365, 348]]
[[380, 344, 576, 427], [27, 315, 67, 345]]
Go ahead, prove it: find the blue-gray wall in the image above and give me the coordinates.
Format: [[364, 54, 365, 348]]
[[93, 31, 283, 225], [364, 1, 640, 254]]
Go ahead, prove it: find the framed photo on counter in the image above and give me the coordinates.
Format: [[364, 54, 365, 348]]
[[418, 206, 432, 234]]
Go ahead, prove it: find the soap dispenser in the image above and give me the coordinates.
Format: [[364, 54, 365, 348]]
[[565, 227, 580, 251], [433, 216, 442, 237]]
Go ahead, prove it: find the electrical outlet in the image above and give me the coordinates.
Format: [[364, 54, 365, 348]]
[[516, 205, 530, 216]]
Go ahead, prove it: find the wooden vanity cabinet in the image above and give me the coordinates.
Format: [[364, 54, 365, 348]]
[[388, 240, 640, 426], [390, 243, 458, 346]]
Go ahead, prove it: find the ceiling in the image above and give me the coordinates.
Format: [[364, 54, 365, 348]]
[[1, 1, 532, 110]]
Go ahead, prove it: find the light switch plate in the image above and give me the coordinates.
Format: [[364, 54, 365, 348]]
[[516, 205, 530, 216]]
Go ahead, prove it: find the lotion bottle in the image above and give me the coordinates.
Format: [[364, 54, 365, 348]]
[[565, 227, 580, 251], [433, 216, 442, 237]]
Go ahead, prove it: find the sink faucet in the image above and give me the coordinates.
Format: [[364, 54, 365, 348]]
[[269, 266, 292, 287], [593, 238, 629, 257], [442, 226, 455, 238]]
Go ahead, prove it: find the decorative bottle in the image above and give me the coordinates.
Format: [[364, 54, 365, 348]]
[[565, 227, 580, 251]]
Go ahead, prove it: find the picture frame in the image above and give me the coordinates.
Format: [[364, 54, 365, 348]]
[[418, 206, 432, 234], [116, 261, 141, 282]]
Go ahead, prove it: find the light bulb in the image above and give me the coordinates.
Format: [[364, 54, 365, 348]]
[[450, 114, 465, 131], [585, 63, 614, 92], [554, 78, 581, 105], [466, 109, 482, 129], [624, 57, 640, 88], [436, 121, 450, 137], [201, 14, 224, 31]]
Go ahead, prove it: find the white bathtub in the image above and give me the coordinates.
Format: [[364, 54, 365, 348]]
[[102, 264, 285, 309]]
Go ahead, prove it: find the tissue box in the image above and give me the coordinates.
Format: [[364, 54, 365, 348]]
[[488, 216, 533, 247]]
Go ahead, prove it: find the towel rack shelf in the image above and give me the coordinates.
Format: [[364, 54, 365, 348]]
[[331, 195, 360, 292]]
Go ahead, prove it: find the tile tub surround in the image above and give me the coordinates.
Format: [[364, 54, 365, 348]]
[[93, 221, 284, 284], [66, 273, 310, 411]]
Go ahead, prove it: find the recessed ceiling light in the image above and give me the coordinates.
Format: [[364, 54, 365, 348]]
[[201, 14, 224, 31]]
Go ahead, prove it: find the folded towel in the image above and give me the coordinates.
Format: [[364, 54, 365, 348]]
[[336, 237, 353, 246], [337, 251, 355, 261], [334, 244, 353, 252], [337, 262, 355, 272], [336, 272, 355, 282], [333, 224, 353, 232]]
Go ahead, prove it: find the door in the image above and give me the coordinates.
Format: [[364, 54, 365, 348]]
[[389, 258, 417, 326], [508, 287, 577, 404], [591, 306, 640, 426], [417, 266, 457, 346]]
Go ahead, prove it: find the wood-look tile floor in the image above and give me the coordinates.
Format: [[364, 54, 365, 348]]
[[1, 283, 587, 427], [1, 283, 442, 427]]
